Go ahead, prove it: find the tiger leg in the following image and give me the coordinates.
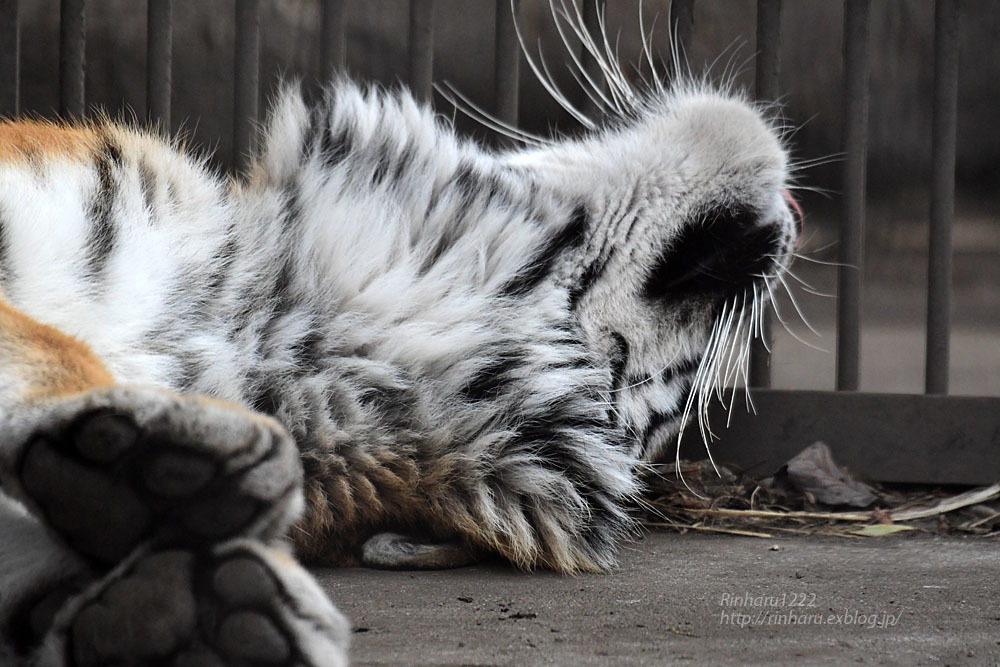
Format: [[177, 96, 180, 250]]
[[0, 298, 349, 665]]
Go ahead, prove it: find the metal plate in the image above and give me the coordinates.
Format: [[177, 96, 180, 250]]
[[682, 389, 1000, 485]]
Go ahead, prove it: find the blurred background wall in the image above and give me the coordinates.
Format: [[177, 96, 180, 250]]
[[10, 0, 1000, 395]]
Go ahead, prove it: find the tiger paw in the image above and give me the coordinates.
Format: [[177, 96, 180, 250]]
[[59, 539, 349, 667], [11, 386, 303, 564]]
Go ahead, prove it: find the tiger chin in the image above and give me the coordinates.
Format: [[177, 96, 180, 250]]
[[0, 45, 800, 667]]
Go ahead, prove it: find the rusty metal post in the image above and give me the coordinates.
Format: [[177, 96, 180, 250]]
[[233, 0, 260, 172], [59, 0, 85, 118], [146, 0, 172, 129], [925, 0, 960, 395], [494, 0, 520, 126], [0, 0, 18, 117], [671, 0, 694, 78], [408, 0, 434, 104], [836, 0, 871, 391], [320, 0, 346, 81], [750, 0, 783, 388]]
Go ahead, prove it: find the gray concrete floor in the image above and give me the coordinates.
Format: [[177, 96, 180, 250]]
[[316, 532, 1000, 666]]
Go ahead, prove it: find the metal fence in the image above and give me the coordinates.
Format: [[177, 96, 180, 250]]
[[0, 0, 995, 485]]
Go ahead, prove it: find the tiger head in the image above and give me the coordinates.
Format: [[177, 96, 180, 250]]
[[506, 82, 800, 463]]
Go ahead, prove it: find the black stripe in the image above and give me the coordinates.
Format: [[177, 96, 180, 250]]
[[568, 253, 610, 310], [417, 164, 484, 275], [641, 408, 682, 446], [292, 326, 325, 376], [460, 351, 527, 402], [205, 236, 239, 293], [550, 356, 592, 371], [321, 123, 353, 168], [358, 381, 414, 430], [485, 174, 511, 207], [0, 214, 9, 283], [270, 258, 296, 314], [370, 143, 391, 186], [509, 412, 622, 533], [661, 356, 701, 384], [500, 203, 589, 297], [609, 332, 629, 392], [85, 138, 123, 279], [281, 182, 305, 231], [390, 144, 415, 186], [453, 162, 478, 196], [418, 229, 458, 276], [176, 354, 207, 392], [250, 386, 282, 417], [424, 161, 475, 223]]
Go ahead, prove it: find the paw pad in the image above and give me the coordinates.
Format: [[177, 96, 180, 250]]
[[66, 545, 342, 667], [17, 388, 302, 564]]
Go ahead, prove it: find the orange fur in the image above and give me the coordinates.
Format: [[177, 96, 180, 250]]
[[292, 446, 600, 573], [0, 298, 114, 398], [0, 119, 98, 163]]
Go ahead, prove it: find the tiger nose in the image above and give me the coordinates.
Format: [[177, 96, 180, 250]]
[[782, 189, 804, 245]]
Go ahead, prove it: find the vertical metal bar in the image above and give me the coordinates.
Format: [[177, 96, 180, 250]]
[[233, 0, 260, 172], [749, 0, 783, 388], [494, 0, 520, 126], [146, 0, 172, 129], [671, 0, 694, 77], [408, 0, 434, 104], [925, 0, 959, 395], [320, 0, 346, 82], [59, 0, 85, 118], [0, 0, 18, 117], [579, 0, 605, 120], [836, 0, 871, 391]]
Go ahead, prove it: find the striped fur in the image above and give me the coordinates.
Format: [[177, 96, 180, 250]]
[[0, 47, 797, 667]]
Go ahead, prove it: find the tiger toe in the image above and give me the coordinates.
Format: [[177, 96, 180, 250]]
[[63, 540, 348, 667], [14, 386, 303, 564]]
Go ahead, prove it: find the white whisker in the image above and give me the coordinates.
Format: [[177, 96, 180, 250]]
[[511, 9, 596, 129], [775, 271, 821, 337], [792, 252, 853, 269], [550, 0, 621, 114], [434, 82, 552, 147]]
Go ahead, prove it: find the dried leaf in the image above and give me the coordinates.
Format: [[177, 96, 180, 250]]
[[784, 442, 878, 508]]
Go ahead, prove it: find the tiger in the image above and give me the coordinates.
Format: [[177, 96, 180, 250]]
[[0, 10, 801, 667]]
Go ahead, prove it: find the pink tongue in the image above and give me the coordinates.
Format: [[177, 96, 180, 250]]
[[782, 189, 804, 246]]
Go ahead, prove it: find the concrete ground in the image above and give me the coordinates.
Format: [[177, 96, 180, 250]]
[[315, 532, 1000, 666]]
